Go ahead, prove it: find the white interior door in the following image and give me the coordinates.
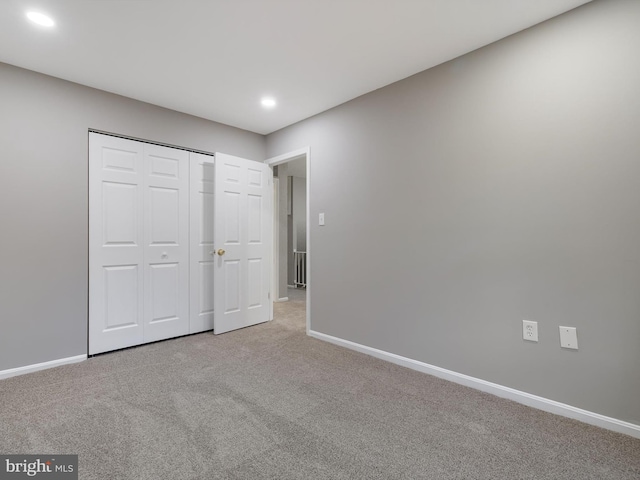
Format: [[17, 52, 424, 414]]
[[142, 143, 190, 343], [89, 134, 144, 355], [214, 153, 272, 334], [189, 152, 215, 333]]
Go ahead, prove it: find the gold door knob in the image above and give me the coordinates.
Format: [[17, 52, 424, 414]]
[[217, 249, 226, 256]]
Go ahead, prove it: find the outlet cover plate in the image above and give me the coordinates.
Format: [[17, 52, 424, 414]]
[[523, 320, 538, 342], [559, 326, 578, 349]]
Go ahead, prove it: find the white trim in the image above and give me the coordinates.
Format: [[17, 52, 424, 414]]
[[0, 355, 87, 381], [308, 330, 640, 439], [272, 177, 280, 315], [265, 147, 311, 335], [276, 297, 289, 302], [265, 148, 308, 166]]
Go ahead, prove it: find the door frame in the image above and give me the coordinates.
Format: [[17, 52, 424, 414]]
[[271, 176, 280, 321], [264, 147, 311, 335]]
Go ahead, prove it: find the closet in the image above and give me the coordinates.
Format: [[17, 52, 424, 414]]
[[89, 132, 214, 355], [89, 133, 271, 355]]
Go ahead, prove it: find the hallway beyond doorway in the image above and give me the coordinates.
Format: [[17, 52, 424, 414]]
[[273, 287, 306, 331]]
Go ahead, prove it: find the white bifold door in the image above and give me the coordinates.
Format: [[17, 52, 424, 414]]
[[89, 134, 190, 354], [213, 153, 272, 334], [89, 134, 271, 355]]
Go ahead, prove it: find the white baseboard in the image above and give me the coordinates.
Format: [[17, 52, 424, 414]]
[[308, 330, 640, 439], [276, 297, 289, 302], [0, 354, 87, 380]]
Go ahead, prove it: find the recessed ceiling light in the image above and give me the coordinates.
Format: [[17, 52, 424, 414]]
[[261, 97, 276, 109], [26, 11, 55, 27]]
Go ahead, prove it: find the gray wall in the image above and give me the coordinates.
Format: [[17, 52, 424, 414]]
[[267, 0, 640, 425], [290, 176, 307, 285], [0, 62, 265, 371], [275, 164, 289, 298]]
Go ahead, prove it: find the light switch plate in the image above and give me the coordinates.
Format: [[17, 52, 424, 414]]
[[559, 326, 578, 350], [319, 213, 325, 226]]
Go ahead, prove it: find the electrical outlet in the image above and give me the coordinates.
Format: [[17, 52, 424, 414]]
[[523, 320, 538, 342], [559, 326, 578, 350]]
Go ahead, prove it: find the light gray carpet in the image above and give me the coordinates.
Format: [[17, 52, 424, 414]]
[[1, 288, 638, 479]]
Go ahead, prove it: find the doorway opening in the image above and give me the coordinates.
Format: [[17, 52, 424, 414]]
[[265, 148, 310, 334]]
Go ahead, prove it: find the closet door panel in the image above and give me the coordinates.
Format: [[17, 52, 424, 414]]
[[143, 144, 190, 343], [89, 134, 144, 355], [189, 153, 215, 333]]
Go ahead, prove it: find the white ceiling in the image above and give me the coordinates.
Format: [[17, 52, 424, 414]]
[[0, 0, 591, 135]]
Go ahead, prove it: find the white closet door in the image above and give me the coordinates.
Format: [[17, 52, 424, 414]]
[[189, 152, 215, 333], [143, 144, 190, 343], [213, 153, 272, 334], [89, 134, 144, 355]]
